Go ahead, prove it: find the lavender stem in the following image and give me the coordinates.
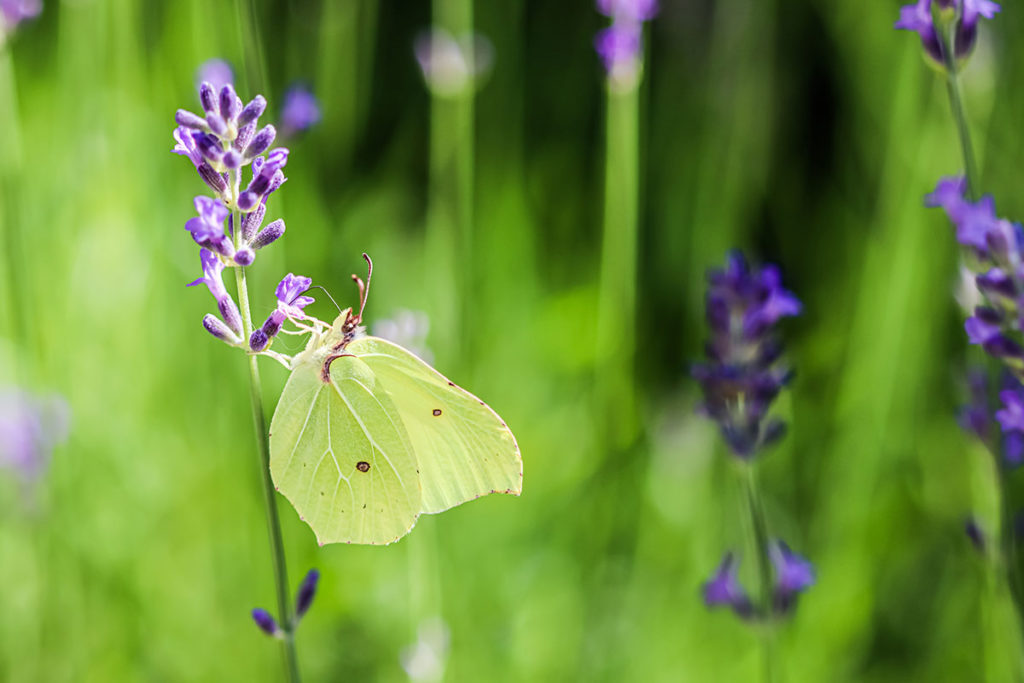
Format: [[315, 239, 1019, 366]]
[[939, 20, 979, 200], [232, 202, 301, 683], [742, 464, 777, 683]]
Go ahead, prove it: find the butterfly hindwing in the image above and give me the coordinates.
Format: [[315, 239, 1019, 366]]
[[269, 353, 422, 545], [347, 336, 523, 514]]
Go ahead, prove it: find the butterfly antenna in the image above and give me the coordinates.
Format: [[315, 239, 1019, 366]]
[[308, 285, 342, 316], [351, 253, 373, 322]]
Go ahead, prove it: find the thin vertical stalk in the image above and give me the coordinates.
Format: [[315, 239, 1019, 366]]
[[938, 24, 979, 200], [426, 0, 475, 368], [594, 82, 640, 449], [742, 464, 777, 683], [232, 204, 301, 683]]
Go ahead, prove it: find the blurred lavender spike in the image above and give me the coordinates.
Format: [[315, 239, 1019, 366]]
[[0, 388, 69, 484], [594, 0, 657, 92], [691, 251, 801, 459], [280, 85, 321, 138]]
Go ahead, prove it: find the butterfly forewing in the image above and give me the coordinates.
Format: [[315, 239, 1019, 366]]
[[348, 336, 523, 514], [269, 354, 422, 545]]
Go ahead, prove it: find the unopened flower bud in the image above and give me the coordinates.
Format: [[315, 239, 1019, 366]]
[[295, 569, 320, 619], [222, 149, 241, 169], [234, 246, 255, 266], [237, 95, 267, 129], [252, 219, 285, 250], [241, 202, 266, 241], [199, 81, 218, 114], [219, 296, 243, 337], [219, 84, 240, 122], [245, 125, 277, 159], [251, 608, 280, 637], [250, 328, 269, 352], [234, 120, 257, 151], [175, 109, 208, 131], [202, 314, 240, 344], [206, 113, 228, 137]]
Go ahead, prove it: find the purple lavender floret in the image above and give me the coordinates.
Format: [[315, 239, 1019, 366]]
[[770, 541, 815, 614], [702, 553, 753, 618], [250, 274, 315, 352], [188, 249, 243, 341], [251, 608, 280, 637], [184, 196, 234, 259], [692, 252, 801, 459], [957, 369, 1024, 466], [895, 0, 1000, 63], [294, 568, 320, 619], [280, 85, 321, 137]]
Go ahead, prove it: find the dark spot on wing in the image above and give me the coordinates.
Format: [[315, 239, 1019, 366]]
[[320, 491, 324, 496], [356, 461, 370, 472], [362, 504, 366, 509], [447, 381, 454, 386], [432, 408, 442, 416]]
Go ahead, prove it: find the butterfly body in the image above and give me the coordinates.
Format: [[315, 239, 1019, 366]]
[[269, 315, 522, 545]]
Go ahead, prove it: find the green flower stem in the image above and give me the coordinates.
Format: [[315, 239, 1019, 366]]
[[232, 208, 301, 683], [939, 22, 979, 200], [595, 79, 640, 448], [742, 464, 777, 683]]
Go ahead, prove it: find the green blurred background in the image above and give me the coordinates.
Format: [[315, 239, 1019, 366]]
[[1, 0, 1022, 680]]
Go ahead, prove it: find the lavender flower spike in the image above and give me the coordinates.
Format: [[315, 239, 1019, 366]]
[[702, 553, 752, 618], [188, 249, 243, 337], [692, 251, 801, 459], [251, 608, 281, 638], [294, 568, 320, 620], [280, 85, 321, 137]]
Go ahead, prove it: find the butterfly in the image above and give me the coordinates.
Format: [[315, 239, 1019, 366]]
[[268, 256, 522, 545]]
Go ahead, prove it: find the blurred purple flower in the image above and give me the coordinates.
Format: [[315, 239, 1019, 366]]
[[895, 0, 1000, 62], [692, 251, 801, 459], [770, 541, 815, 614], [702, 553, 752, 618], [280, 85, 321, 137], [251, 608, 280, 637], [0, 389, 69, 484], [294, 568, 320, 619], [596, 0, 658, 22], [196, 59, 233, 91], [0, 0, 41, 33], [965, 517, 986, 551]]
